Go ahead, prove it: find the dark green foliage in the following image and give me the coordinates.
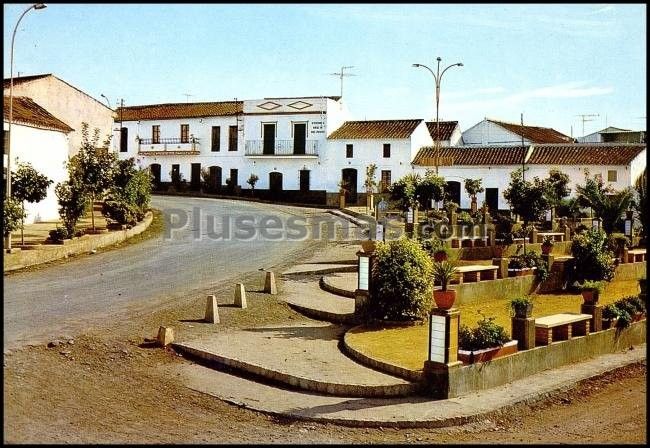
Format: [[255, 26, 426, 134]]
[[634, 169, 646, 239], [368, 238, 434, 321], [456, 211, 474, 225], [102, 199, 138, 226], [389, 173, 419, 211], [576, 173, 634, 233], [104, 158, 152, 224], [3, 198, 25, 237], [544, 169, 571, 207], [556, 197, 584, 219], [464, 178, 484, 199], [570, 228, 616, 282], [416, 171, 445, 209], [55, 180, 86, 236], [11, 162, 52, 204], [503, 168, 551, 226], [48, 227, 70, 242], [603, 295, 646, 329], [459, 315, 510, 351]]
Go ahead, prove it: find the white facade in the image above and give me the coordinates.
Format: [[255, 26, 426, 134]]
[[461, 118, 531, 146], [4, 121, 69, 224]]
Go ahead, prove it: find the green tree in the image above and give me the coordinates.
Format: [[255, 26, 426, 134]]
[[544, 168, 571, 207], [464, 178, 484, 211], [570, 228, 616, 282], [503, 168, 550, 227], [11, 162, 53, 244], [67, 123, 116, 231], [634, 169, 647, 239], [416, 170, 446, 210], [103, 158, 152, 224], [576, 173, 634, 233], [3, 198, 26, 238], [389, 173, 420, 211], [247, 173, 259, 196], [55, 179, 86, 236]]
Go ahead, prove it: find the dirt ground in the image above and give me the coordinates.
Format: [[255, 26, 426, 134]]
[[3, 239, 647, 444]]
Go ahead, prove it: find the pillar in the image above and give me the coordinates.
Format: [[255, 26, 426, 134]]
[[511, 317, 535, 350], [234, 283, 247, 308], [157, 326, 174, 346], [530, 227, 538, 244], [492, 257, 509, 279], [205, 295, 220, 323], [422, 308, 462, 399], [264, 271, 277, 295], [581, 303, 603, 333]]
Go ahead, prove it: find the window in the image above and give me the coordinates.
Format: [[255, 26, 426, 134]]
[[120, 127, 128, 152], [346, 144, 353, 158], [229, 125, 238, 151], [607, 170, 617, 182], [383, 143, 391, 158], [380, 170, 391, 192], [152, 125, 160, 144], [211, 126, 221, 152], [180, 124, 189, 143]]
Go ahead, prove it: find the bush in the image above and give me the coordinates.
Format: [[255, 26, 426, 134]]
[[368, 238, 434, 321], [457, 211, 473, 225], [102, 198, 138, 225], [48, 227, 70, 242], [570, 228, 616, 282], [3, 198, 25, 237], [55, 180, 86, 236], [459, 315, 510, 351]]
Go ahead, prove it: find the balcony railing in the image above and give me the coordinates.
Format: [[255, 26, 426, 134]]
[[244, 139, 319, 156], [138, 137, 200, 154]]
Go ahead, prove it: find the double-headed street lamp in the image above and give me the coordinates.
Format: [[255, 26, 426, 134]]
[[413, 57, 463, 175], [5, 3, 47, 252]]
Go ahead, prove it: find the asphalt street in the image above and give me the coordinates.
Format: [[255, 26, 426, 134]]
[[3, 195, 353, 350]]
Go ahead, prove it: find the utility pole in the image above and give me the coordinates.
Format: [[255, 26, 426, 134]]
[[329, 66, 355, 98], [575, 113, 599, 138]]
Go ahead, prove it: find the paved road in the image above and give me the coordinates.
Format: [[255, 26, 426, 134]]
[[3, 196, 353, 350]]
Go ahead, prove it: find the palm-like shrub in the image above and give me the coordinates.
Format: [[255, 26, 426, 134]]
[[576, 173, 634, 233]]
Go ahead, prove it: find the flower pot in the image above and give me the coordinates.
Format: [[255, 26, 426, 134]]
[[602, 318, 617, 330], [433, 251, 448, 262], [433, 289, 456, 310], [513, 302, 533, 318], [541, 245, 552, 255], [581, 289, 599, 304], [493, 246, 505, 258], [458, 340, 519, 364], [361, 240, 377, 253]]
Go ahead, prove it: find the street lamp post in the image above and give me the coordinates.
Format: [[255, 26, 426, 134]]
[[5, 3, 47, 253], [413, 57, 463, 175]]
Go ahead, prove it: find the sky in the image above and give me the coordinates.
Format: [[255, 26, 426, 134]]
[[3, 3, 647, 138]]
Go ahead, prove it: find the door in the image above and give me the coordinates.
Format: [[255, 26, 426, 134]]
[[191, 163, 201, 191], [120, 127, 128, 152], [270, 172, 283, 196], [342, 168, 358, 204], [150, 164, 161, 189], [299, 169, 310, 192], [445, 181, 461, 206], [229, 168, 238, 189], [293, 123, 307, 155], [209, 166, 222, 192], [263, 123, 276, 155], [485, 188, 499, 213]]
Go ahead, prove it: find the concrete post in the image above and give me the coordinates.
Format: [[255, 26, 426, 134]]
[[511, 317, 535, 350], [488, 228, 495, 247], [423, 308, 462, 399], [205, 294, 220, 324], [450, 210, 457, 226], [354, 289, 369, 319], [234, 283, 247, 308], [581, 303, 602, 332], [492, 257, 509, 279], [564, 225, 571, 243], [550, 207, 557, 231], [622, 247, 629, 264], [264, 271, 277, 295], [157, 326, 174, 347], [530, 227, 538, 244]]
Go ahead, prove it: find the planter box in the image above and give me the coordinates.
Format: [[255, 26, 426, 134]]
[[458, 340, 519, 364], [507, 267, 536, 277]]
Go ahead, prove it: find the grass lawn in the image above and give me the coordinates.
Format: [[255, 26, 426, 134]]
[[345, 279, 642, 373]]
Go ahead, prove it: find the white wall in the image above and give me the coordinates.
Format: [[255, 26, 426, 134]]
[[4, 121, 69, 224], [630, 149, 647, 186], [461, 119, 531, 146]]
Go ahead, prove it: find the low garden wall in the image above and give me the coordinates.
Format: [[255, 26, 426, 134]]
[[614, 261, 647, 281], [456, 275, 536, 305], [445, 319, 646, 398], [4, 211, 153, 272]]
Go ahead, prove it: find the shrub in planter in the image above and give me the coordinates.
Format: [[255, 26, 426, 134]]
[[367, 238, 434, 321], [578, 280, 605, 304], [102, 199, 138, 226], [457, 211, 474, 225], [48, 227, 70, 243], [570, 228, 615, 282], [509, 296, 534, 318], [422, 237, 450, 262], [541, 235, 554, 254], [607, 232, 630, 260], [458, 315, 514, 363]]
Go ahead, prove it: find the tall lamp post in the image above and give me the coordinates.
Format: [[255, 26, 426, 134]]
[[5, 3, 47, 252], [413, 57, 463, 175]]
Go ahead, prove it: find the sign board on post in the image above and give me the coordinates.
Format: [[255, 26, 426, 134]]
[[358, 256, 370, 291], [376, 223, 384, 241], [407, 207, 414, 224], [624, 219, 632, 237], [429, 314, 447, 364], [545, 210, 552, 222]]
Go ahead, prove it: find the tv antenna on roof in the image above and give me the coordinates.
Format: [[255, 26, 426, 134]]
[[575, 113, 599, 137], [182, 93, 193, 103], [329, 66, 356, 98]]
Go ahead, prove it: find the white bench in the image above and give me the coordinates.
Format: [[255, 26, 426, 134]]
[[536, 232, 565, 243], [451, 265, 499, 284], [626, 248, 646, 263], [535, 313, 591, 345]]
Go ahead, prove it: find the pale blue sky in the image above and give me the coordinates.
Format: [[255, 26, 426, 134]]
[[3, 3, 646, 138]]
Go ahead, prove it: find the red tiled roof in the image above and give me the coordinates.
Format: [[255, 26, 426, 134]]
[[328, 119, 423, 139], [3, 96, 74, 133], [3, 73, 52, 89], [116, 101, 243, 121], [527, 143, 646, 165], [488, 119, 574, 144], [412, 143, 646, 166], [425, 121, 458, 141]]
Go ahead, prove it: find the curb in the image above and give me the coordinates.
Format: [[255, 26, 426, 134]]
[[282, 264, 358, 276], [326, 209, 368, 228], [174, 342, 418, 398], [319, 275, 356, 298], [286, 302, 356, 325]]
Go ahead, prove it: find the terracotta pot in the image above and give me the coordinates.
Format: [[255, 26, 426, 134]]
[[361, 240, 376, 253], [433, 251, 448, 262], [433, 289, 456, 310], [541, 245, 552, 255], [513, 302, 533, 318], [581, 289, 599, 304], [493, 246, 505, 258], [458, 340, 519, 364]]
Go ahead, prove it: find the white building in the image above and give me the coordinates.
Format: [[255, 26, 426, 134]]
[[577, 126, 646, 144], [462, 118, 574, 146], [4, 74, 114, 156], [3, 96, 72, 224], [412, 143, 646, 211], [425, 120, 463, 146]]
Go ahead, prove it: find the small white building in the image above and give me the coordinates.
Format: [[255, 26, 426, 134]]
[[577, 126, 646, 144], [4, 74, 114, 156], [461, 118, 574, 146], [326, 119, 432, 201], [412, 143, 646, 211], [3, 96, 72, 224]]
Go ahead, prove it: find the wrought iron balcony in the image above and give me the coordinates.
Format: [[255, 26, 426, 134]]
[[244, 139, 319, 157], [137, 137, 200, 155]]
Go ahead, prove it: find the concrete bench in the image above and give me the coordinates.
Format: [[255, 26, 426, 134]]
[[536, 232, 565, 243], [535, 313, 591, 346], [626, 249, 646, 263], [451, 265, 499, 284], [450, 237, 489, 248]]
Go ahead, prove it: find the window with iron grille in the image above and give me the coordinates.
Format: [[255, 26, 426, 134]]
[[229, 125, 238, 151], [180, 124, 189, 143], [152, 125, 160, 144], [380, 170, 391, 192], [383, 143, 391, 158], [607, 170, 617, 182], [211, 126, 221, 152], [346, 144, 353, 158]]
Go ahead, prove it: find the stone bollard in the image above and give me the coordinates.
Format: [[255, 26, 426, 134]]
[[264, 271, 277, 295], [492, 257, 509, 279], [157, 326, 174, 347], [487, 228, 495, 247], [234, 283, 247, 308], [581, 303, 602, 332], [564, 225, 571, 243], [530, 227, 538, 244], [205, 294, 220, 323], [511, 317, 535, 350]]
